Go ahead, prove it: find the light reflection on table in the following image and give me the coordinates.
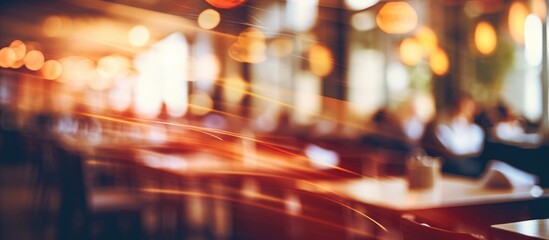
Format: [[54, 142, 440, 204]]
[[491, 218, 549, 240]]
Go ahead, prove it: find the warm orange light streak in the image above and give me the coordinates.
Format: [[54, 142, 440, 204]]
[[24, 50, 45, 71], [78, 112, 225, 141], [219, 79, 383, 137], [198, 9, 221, 30], [141, 187, 384, 235], [509, 1, 529, 44], [301, 189, 387, 232], [475, 21, 497, 55]]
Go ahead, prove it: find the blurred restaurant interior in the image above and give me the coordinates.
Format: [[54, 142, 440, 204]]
[[1, 0, 549, 239]]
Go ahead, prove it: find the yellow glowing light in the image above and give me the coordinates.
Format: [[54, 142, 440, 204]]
[[24, 50, 45, 71], [400, 37, 423, 66], [0, 47, 16, 68], [9, 40, 26, 61], [308, 44, 334, 77], [190, 92, 214, 116], [43, 15, 72, 37], [509, 1, 529, 44], [229, 27, 267, 63], [198, 9, 221, 30], [474, 21, 497, 55], [269, 37, 294, 58], [429, 47, 449, 76], [41, 60, 63, 80], [531, 0, 547, 21], [415, 26, 438, 56], [376, 1, 418, 34], [223, 77, 247, 104], [128, 25, 150, 47]]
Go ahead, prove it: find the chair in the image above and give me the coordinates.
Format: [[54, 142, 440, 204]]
[[400, 214, 486, 240]]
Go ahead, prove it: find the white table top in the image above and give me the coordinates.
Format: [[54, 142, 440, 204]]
[[297, 175, 547, 211], [492, 219, 549, 239]]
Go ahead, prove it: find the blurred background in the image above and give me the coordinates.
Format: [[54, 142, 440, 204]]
[[1, 0, 549, 239]]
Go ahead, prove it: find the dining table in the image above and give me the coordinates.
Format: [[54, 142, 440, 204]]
[[297, 175, 549, 239]]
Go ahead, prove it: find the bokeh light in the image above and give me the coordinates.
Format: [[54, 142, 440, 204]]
[[198, 9, 221, 30], [41, 60, 63, 80], [269, 37, 294, 58], [345, 0, 379, 11], [415, 26, 438, 56], [308, 44, 334, 77], [8, 40, 28, 69], [351, 11, 377, 31], [205, 0, 246, 9], [42, 15, 72, 37], [400, 37, 423, 66], [474, 21, 497, 55], [222, 76, 247, 104], [24, 50, 45, 71], [286, 0, 319, 32], [9, 40, 26, 61], [229, 27, 267, 63], [508, 1, 529, 44], [88, 72, 112, 91], [190, 91, 214, 116], [128, 25, 150, 47], [376, 1, 418, 34], [0, 47, 16, 68], [429, 47, 449, 76], [59, 57, 95, 88], [97, 55, 131, 79]]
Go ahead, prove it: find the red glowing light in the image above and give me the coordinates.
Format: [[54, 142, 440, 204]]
[[205, 0, 246, 9]]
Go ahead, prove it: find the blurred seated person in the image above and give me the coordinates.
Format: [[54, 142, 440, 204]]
[[367, 94, 433, 146], [397, 93, 434, 144], [488, 101, 540, 145], [424, 94, 485, 177]]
